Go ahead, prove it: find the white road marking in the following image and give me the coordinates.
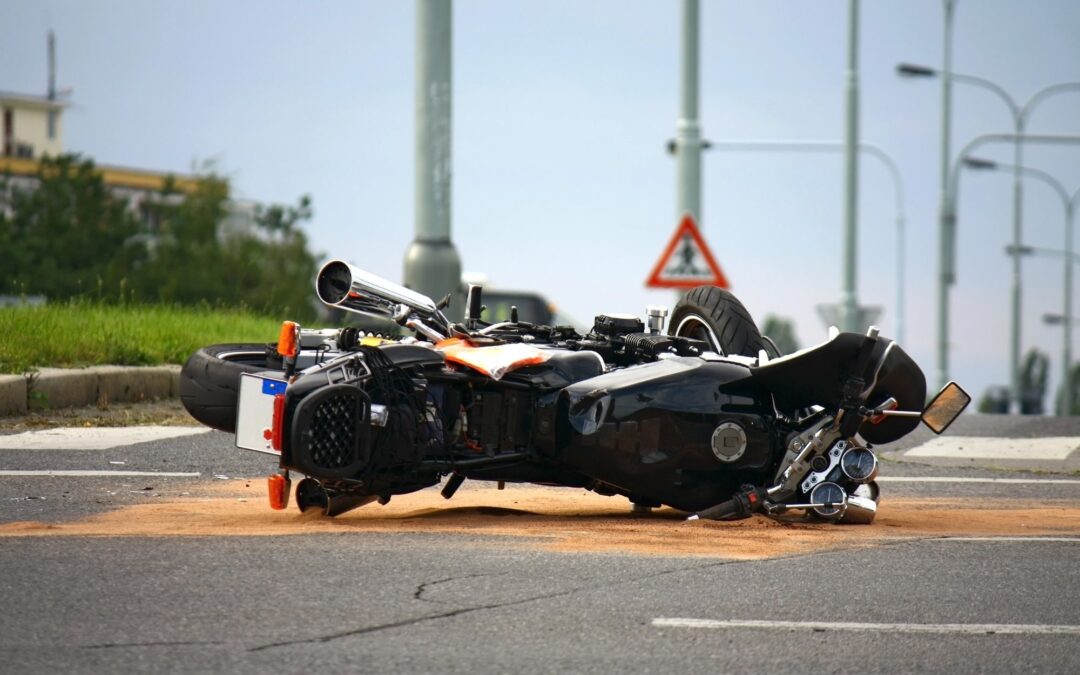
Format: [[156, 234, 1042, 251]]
[[0, 426, 210, 450], [904, 436, 1078, 460], [877, 476, 1080, 485], [0, 470, 200, 478], [938, 537, 1080, 543], [652, 618, 1080, 635]]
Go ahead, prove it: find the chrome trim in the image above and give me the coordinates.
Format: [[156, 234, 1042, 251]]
[[406, 319, 446, 342], [316, 260, 439, 319], [673, 314, 725, 355], [840, 495, 877, 524]]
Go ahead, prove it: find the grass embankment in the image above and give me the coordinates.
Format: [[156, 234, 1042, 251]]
[[0, 301, 284, 373]]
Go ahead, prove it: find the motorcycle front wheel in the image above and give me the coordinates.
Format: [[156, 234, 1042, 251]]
[[670, 285, 767, 358]]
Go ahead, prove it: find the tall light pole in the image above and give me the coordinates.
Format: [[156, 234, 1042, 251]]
[[840, 0, 860, 333], [897, 63, 1080, 404], [965, 156, 1080, 415], [707, 139, 906, 343], [673, 0, 703, 223], [405, 0, 463, 305]]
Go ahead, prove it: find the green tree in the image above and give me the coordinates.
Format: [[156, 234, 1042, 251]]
[[0, 155, 144, 297], [1019, 348, 1048, 415], [1, 153, 318, 320], [761, 314, 799, 356]]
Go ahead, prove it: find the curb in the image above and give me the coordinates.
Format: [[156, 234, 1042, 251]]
[[2, 365, 181, 416]]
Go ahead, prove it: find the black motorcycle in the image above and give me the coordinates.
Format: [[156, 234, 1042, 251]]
[[181, 260, 969, 524]]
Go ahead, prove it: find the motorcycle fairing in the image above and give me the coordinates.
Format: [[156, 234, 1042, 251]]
[[557, 357, 778, 512], [750, 333, 926, 444]]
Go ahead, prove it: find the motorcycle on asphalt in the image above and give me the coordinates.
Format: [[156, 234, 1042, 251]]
[[181, 260, 970, 524]]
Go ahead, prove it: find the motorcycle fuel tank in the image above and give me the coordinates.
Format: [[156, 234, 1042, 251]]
[[557, 356, 777, 512]]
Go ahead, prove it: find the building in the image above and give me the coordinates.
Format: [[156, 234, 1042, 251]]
[[1, 91, 65, 159]]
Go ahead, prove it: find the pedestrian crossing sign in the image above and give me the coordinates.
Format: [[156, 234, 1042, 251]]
[[645, 214, 729, 289]]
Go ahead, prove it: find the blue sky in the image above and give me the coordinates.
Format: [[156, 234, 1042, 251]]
[[4, 0, 1080, 404]]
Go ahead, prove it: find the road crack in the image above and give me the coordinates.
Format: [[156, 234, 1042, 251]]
[[249, 558, 742, 652], [413, 573, 501, 604], [81, 640, 224, 650]]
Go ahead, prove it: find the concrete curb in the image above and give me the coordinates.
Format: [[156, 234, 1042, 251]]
[[5, 365, 182, 416]]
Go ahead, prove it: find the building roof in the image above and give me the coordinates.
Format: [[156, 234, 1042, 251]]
[[0, 91, 70, 111], [0, 156, 202, 193]]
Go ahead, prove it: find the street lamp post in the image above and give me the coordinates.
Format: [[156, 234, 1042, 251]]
[[963, 156, 1080, 415], [939, 133, 1080, 394], [706, 139, 906, 343], [897, 62, 1080, 408]]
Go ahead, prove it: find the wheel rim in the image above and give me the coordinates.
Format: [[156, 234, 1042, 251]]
[[674, 314, 725, 355]]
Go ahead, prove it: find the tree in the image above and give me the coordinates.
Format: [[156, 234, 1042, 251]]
[[1019, 348, 1049, 415], [761, 314, 799, 356], [1, 153, 319, 319], [0, 155, 143, 298]]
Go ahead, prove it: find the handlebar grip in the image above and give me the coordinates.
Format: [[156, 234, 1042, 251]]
[[695, 499, 741, 521]]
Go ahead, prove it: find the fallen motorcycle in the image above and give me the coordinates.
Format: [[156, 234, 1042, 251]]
[[181, 260, 970, 524]]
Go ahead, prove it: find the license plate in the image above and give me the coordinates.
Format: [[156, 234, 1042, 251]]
[[236, 373, 287, 455]]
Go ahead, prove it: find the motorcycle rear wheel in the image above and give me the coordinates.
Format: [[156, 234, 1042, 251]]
[[180, 343, 275, 432], [670, 286, 767, 358]]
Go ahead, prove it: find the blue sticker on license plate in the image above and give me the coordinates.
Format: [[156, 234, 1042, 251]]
[[262, 379, 286, 396]]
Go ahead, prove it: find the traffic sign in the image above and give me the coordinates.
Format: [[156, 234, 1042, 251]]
[[645, 214, 729, 289]]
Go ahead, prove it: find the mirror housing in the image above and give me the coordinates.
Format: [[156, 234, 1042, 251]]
[[922, 381, 971, 435]]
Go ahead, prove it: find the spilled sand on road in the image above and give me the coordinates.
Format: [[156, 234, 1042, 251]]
[[2, 483, 1078, 559]]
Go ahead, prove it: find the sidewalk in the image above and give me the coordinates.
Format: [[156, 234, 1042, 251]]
[[0, 365, 180, 416], [879, 415, 1080, 475]]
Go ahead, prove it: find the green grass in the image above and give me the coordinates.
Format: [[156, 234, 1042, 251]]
[[0, 301, 285, 373]]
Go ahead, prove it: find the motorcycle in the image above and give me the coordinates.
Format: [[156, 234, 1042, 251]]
[[180, 260, 970, 524]]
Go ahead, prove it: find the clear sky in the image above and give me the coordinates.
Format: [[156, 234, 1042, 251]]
[[4, 0, 1080, 406]]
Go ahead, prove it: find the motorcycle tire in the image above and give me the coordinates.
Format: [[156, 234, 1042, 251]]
[[670, 286, 767, 358], [179, 343, 276, 433]]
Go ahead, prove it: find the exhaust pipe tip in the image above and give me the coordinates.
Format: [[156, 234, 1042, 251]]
[[316, 260, 353, 306]]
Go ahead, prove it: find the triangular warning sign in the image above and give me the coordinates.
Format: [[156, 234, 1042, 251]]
[[645, 214, 730, 289]]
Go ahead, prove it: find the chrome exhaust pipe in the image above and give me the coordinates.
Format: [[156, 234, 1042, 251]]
[[295, 477, 377, 517], [316, 260, 439, 320]]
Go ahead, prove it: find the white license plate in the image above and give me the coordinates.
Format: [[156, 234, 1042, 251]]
[[235, 373, 287, 455]]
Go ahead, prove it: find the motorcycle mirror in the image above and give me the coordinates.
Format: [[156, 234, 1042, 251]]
[[921, 382, 971, 435]]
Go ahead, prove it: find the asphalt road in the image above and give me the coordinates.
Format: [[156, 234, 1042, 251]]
[[1, 417, 1078, 673]]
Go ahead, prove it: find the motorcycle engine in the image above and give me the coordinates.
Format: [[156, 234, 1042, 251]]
[[591, 313, 645, 338]]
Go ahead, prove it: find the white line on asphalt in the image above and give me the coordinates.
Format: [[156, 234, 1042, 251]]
[[904, 436, 1078, 460], [938, 537, 1080, 543], [877, 476, 1080, 485], [0, 426, 210, 451], [0, 470, 200, 478], [652, 618, 1080, 635]]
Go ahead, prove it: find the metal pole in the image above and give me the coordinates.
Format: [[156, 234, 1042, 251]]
[[840, 0, 860, 333], [707, 139, 905, 342], [1010, 117, 1024, 412], [405, 0, 462, 305], [936, 0, 956, 391], [1064, 197, 1074, 415], [675, 0, 702, 223]]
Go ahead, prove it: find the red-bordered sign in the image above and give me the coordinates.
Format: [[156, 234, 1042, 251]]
[[645, 214, 730, 289]]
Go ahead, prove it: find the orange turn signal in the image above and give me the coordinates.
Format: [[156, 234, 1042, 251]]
[[277, 320, 299, 358], [268, 473, 291, 510]]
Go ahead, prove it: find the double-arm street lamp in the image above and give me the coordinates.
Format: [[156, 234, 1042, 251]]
[[703, 139, 906, 344], [897, 61, 1080, 407], [933, 134, 1080, 396], [962, 156, 1080, 414]]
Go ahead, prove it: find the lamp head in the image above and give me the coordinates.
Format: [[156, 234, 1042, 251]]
[[896, 63, 937, 78]]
